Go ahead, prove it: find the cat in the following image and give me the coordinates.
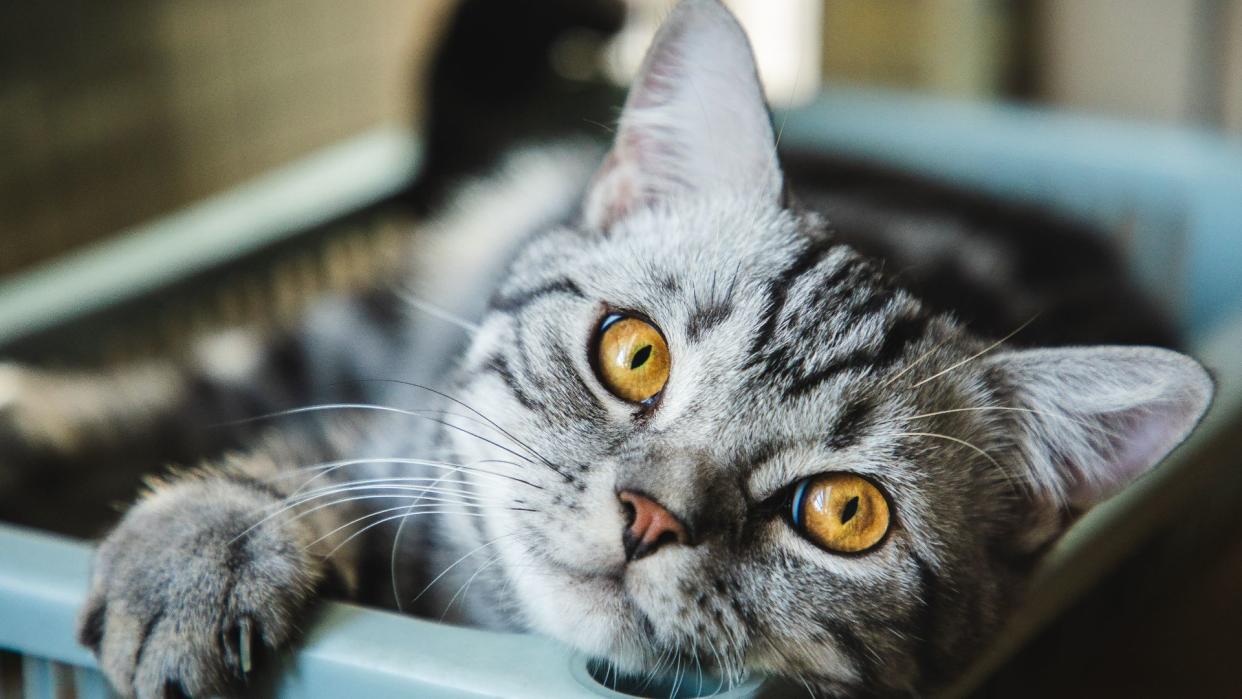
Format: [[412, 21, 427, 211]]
[[0, 0, 1213, 696]]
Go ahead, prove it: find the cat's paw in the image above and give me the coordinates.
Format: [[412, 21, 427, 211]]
[[78, 477, 322, 698]]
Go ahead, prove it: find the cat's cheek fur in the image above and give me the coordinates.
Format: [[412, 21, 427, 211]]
[[529, 474, 627, 576]]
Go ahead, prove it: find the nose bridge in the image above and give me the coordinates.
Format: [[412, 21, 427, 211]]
[[616, 447, 739, 539], [617, 450, 700, 515]]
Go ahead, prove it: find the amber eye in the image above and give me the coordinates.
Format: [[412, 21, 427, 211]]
[[594, 314, 670, 404], [790, 473, 891, 554]]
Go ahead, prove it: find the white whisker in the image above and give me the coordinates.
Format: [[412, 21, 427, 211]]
[[283, 477, 498, 504], [316, 508, 502, 560], [393, 465, 461, 613], [412, 534, 518, 605], [221, 402, 552, 473], [878, 331, 954, 390], [279, 487, 501, 521], [237, 490, 511, 543], [907, 315, 1038, 390], [900, 405, 1124, 440], [361, 380, 569, 479], [275, 456, 541, 494], [896, 431, 1020, 490], [398, 290, 480, 334], [440, 549, 505, 621]]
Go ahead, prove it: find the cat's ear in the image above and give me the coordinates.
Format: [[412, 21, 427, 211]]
[[583, 0, 782, 230], [986, 346, 1213, 515]]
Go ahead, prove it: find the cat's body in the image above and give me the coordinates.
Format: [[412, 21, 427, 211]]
[[0, 2, 1212, 697]]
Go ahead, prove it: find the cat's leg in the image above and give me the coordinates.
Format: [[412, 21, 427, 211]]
[[0, 333, 282, 487], [0, 358, 195, 473], [76, 426, 365, 699], [0, 288, 406, 487]]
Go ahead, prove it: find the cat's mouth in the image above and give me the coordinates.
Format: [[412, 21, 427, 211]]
[[495, 493, 719, 671], [538, 555, 625, 592]]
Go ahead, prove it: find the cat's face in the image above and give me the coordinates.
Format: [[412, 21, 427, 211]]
[[439, 1, 1212, 693], [454, 194, 1008, 692]]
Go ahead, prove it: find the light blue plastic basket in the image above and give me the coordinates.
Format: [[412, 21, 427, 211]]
[[2, 87, 1240, 698]]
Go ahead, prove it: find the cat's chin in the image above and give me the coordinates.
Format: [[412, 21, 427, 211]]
[[506, 558, 669, 671]]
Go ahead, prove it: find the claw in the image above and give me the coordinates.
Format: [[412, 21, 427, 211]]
[[238, 617, 253, 675], [78, 601, 106, 652]]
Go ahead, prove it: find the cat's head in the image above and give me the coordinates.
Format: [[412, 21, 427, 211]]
[[443, 0, 1213, 693]]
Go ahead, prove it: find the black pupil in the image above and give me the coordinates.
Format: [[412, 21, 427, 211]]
[[630, 344, 653, 370], [840, 496, 860, 524]]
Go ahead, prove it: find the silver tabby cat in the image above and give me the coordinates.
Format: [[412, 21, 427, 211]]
[[57, 1, 1212, 696]]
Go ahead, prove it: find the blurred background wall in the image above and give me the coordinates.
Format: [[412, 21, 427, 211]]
[[2, 0, 1239, 278], [0, 0, 455, 278]]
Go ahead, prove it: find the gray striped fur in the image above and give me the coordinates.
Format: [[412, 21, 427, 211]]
[[0, 1, 1216, 696]]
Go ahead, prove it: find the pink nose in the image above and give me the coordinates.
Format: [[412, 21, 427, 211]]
[[618, 490, 690, 561]]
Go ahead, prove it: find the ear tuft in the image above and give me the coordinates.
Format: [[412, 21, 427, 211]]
[[584, 0, 782, 230], [987, 346, 1213, 509]]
